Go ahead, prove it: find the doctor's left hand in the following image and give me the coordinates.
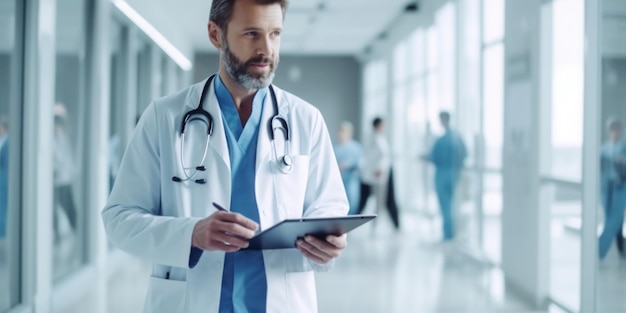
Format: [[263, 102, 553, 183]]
[[296, 234, 347, 264]]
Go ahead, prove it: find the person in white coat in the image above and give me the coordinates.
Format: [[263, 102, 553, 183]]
[[101, 1, 349, 312], [357, 117, 399, 229]]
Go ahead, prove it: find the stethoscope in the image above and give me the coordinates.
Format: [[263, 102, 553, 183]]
[[172, 75, 293, 184]]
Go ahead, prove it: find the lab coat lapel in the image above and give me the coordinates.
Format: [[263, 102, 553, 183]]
[[255, 85, 290, 171], [255, 86, 276, 172]]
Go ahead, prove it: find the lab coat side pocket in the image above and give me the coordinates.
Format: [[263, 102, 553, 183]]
[[285, 271, 317, 313], [143, 276, 188, 313]]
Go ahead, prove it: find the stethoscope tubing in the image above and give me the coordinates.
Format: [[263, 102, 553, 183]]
[[174, 75, 292, 183]]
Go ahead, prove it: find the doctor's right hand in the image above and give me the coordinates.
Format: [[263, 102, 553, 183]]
[[191, 211, 259, 252]]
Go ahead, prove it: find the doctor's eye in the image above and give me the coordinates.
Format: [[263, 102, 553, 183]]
[[244, 31, 259, 38]]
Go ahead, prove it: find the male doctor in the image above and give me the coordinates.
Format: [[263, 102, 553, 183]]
[[101, 0, 348, 312]]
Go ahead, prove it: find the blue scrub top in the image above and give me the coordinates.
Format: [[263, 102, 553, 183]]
[[334, 140, 362, 214], [216, 75, 268, 313], [430, 129, 467, 175], [601, 140, 626, 182]]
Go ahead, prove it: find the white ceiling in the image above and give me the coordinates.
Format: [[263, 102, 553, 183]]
[[152, 0, 414, 55], [4, 0, 623, 56], [1, 0, 417, 56]]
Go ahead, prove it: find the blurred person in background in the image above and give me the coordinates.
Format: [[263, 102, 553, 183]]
[[359, 117, 400, 229], [334, 121, 362, 214], [599, 116, 626, 260], [53, 103, 78, 240], [421, 111, 467, 241]]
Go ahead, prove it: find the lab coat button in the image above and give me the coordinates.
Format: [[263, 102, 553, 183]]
[[213, 261, 222, 269]]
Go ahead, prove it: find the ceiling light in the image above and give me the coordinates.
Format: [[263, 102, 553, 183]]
[[112, 0, 192, 71]]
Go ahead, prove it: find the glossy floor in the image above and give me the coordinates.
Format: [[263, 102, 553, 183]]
[[316, 212, 535, 313], [101, 211, 540, 313]]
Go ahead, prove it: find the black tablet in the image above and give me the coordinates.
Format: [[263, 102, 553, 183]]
[[244, 214, 377, 250]]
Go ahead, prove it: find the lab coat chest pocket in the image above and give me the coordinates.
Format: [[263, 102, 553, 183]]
[[143, 276, 188, 313], [272, 155, 309, 218]]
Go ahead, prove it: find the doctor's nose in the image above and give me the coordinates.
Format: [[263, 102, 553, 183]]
[[256, 37, 273, 57]]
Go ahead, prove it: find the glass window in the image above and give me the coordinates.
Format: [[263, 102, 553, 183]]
[[407, 78, 428, 210], [426, 27, 438, 72], [361, 60, 388, 140], [427, 71, 440, 135], [109, 21, 123, 193], [550, 0, 584, 181], [436, 2, 457, 113], [483, 0, 505, 43], [53, 0, 87, 281], [137, 41, 151, 115], [482, 44, 504, 169], [546, 2, 584, 310], [161, 53, 170, 96], [426, 4, 458, 136], [479, 0, 505, 266], [409, 28, 426, 77], [391, 39, 412, 206], [393, 42, 408, 84], [426, 26, 440, 135], [391, 85, 407, 199], [177, 66, 187, 91], [0, 0, 21, 310]]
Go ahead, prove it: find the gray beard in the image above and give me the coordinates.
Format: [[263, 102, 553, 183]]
[[221, 40, 278, 90]]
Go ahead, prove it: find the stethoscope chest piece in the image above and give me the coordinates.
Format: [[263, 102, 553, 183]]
[[279, 154, 293, 174]]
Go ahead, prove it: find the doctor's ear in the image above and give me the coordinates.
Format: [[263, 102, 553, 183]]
[[208, 22, 223, 49]]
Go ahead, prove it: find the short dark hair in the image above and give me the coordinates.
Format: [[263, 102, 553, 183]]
[[372, 117, 383, 128], [607, 116, 623, 131], [439, 111, 450, 122], [210, 0, 289, 33]]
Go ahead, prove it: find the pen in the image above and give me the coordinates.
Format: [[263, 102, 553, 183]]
[[212, 202, 228, 212], [213, 202, 261, 235]]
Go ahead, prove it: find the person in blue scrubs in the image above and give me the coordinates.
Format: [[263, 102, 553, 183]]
[[334, 121, 362, 214], [422, 111, 467, 241], [599, 117, 626, 259]]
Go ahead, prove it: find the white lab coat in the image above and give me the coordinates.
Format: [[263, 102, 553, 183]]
[[101, 78, 349, 313], [360, 132, 390, 185]]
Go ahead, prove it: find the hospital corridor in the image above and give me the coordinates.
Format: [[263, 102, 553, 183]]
[[2, 0, 626, 312]]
